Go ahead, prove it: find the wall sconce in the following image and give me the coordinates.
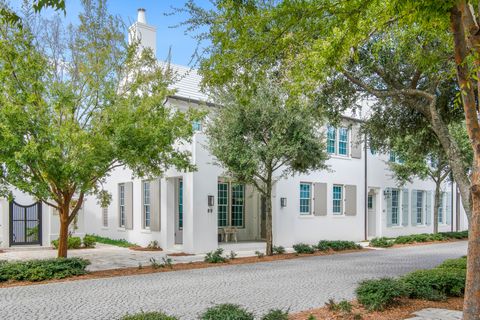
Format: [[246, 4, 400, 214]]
[[280, 197, 287, 208], [208, 195, 215, 207], [383, 189, 391, 199]]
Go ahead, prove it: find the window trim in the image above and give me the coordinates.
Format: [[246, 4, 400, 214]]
[[327, 126, 350, 157], [299, 182, 312, 215], [142, 180, 151, 229], [119, 183, 126, 228], [102, 206, 108, 228], [217, 180, 246, 228], [390, 188, 400, 226], [332, 184, 344, 215], [178, 178, 183, 230], [416, 190, 424, 225]]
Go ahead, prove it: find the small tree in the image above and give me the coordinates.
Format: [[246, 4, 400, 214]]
[[0, 0, 198, 257], [207, 77, 328, 255]]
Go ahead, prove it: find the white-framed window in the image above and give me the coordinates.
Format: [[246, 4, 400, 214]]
[[389, 151, 404, 164], [299, 182, 312, 215], [327, 126, 349, 156], [438, 192, 444, 224], [391, 189, 399, 225], [119, 183, 125, 228], [143, 181, 151, 229], [102, 207, 108, 227], [416, 191, 424, 224], [217, 181, 245, 227], [332, 184, 343, 214]]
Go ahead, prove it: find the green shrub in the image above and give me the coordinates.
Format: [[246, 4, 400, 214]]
[[82, 235, 96, 248], [261, 309, 288, 320], [204, 248, 228, 263], [316, 240, 361, 251], [325, 299, 352, 313], [369, 237, 394, 248], [394, 235, 415, 244], [440, 231, 468, 239], [255, 250, 265, 258], [401, 268, 466, 300], [85, 234, 136, 247], [356, 278, 408, 311], [51, 236, 82, 249], [121, 311, 178, 320], [437, 257, 467, 270], [200, 304, 254, 320], [0, 258, 90, 282], [272, 245, 285, 254], [293, 243, 315, 254]]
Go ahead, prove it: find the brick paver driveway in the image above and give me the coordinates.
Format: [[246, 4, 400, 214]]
[[0, 241, 467, 320]]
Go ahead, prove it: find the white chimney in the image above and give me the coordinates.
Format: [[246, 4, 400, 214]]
[[137, 8, 146, 24], [128, 8, 157, 56]]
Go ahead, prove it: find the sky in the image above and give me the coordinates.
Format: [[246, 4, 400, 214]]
[[45, 0, 212, 67]]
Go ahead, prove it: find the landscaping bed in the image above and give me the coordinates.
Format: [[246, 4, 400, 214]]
[[290, 297, 463, 320], [369, 231, 468, 248]]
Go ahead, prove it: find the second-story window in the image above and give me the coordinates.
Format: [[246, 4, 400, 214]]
[[327, 126, 349, 156]]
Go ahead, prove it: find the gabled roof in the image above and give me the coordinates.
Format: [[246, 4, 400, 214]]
[[163, 62, 210, 103]]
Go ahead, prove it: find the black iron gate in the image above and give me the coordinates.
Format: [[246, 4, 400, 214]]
[[9, 201, 42, 246]]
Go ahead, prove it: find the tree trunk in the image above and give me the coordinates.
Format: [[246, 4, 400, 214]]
[[265, 181, 273, 256], [433, 180, 441, 234], [57, 202, 72, 258]]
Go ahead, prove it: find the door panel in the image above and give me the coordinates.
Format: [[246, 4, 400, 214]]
[[175, 179, 183, 244], [367, 194, 376, 238]]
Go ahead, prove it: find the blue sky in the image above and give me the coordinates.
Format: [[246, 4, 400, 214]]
[[52, 0, 211, 66]]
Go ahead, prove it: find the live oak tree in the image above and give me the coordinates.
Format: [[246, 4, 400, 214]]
[[207, 76, 328, 255], [180, 1, 480, 317], [0, 0, 198, 258]]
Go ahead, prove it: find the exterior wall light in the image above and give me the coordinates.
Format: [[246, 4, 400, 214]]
[[280, 197, 287, 208]]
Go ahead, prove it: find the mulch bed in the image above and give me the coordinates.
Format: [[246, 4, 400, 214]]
[[129, 246, 163, 252], [290, 297, 464, 320], [0, 248, 363, 288], [167, 252, 194, 256]]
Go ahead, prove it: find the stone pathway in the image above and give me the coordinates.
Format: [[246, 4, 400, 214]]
[[406, 308, 463, 320], [0, 241, 467, 320]]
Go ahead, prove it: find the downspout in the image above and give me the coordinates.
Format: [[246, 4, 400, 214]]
[[451, 177, 454, 232], [364, 133, 368, 241], [456, 185, 460, 231]]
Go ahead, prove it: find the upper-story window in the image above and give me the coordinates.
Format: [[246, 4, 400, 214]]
[[389, 151, 404, 163], [192, 120, 202, 131], [327, 126, 349, 156]]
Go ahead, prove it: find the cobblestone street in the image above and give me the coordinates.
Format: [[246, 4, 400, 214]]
[[0, 241, 467, 320]]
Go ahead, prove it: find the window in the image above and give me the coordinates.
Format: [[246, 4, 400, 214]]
[[438, 192, 444, 224], [327, 126, 336, 154], [217, 182, 245, 227], [299, 183, 312, 214], [416, 191, 423, 224], [327, 126, 349, 156], [192, 120, 202, 131], [231, 184, 244, 227], [332, 185, 343, 214], [367, 195, 373, 209], [389, 151, 404, 164], [102, 207, 108, 227], [143, 181, 151, 228], [338, 128, 348, 155], [218, 182, 228, 227], [178, 179, 183, 229], [119, 183, 125, 227], [391, 189, 399, 225]]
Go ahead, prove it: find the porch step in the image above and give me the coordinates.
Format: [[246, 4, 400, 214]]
[[5, 245, 50, 251]]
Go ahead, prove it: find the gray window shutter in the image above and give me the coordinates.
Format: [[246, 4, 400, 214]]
[[426, 191, 432, 226], [150, 178, 161, 231], [125, 181, 134, 230], [386, 188, 392, 227], [446, 191, 452, 225], [411, 190, 417, 226], [402, 188, 409, 226], [313, 182, 327, 216], [350, 126, 362, 159], [344, 185, 357, 216]]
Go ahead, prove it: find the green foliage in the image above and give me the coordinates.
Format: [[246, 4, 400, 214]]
[[325, 299, 353, 313], [229, 251, 237, 260], [355, 278, 408, 311], [439, 231, 468, 239], [255, 251, 265, 258], [200, 304, 254, 320], [51, 236, 82, 249], [315, 240, 361, 251], [121, 311, 178, 320], [293, 243, 315, 254], [261, 309, 289, 320], [401, 268, 466, 300], [369, 237, 394, 248], [147, 241, 161, 249], [82, 235, 96, 248], [272, 245, 285, 254], [437, 257, 467, 270], [86, 234, 135, 248], [307, 315, 316, 320], [204, 249, 227, 263], [149, 257, 172, 269], [0, 258, 89, 282]]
